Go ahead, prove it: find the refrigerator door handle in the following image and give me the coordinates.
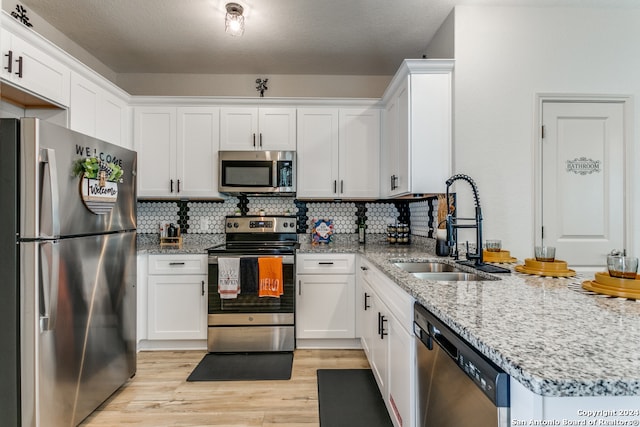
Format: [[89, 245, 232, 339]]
[[39, 148, 61, 238], [39, 241, 60, 332]]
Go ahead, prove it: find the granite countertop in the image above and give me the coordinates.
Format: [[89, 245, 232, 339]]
[[137, 233, 225, 254], [301, 236, 640, 398]]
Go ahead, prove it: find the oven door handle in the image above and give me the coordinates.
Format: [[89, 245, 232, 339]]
[[208, 254, 295, 265]]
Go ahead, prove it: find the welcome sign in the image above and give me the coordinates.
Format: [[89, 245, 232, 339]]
[[80, 174, 119, 215]]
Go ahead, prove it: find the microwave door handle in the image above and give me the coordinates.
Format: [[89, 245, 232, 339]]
[[39, 148, 60, 238]]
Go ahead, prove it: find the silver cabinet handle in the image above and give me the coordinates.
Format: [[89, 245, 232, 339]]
[[298, 279, 302, 296], [340, 180, 344, 193], [259, 133, 263, 148]]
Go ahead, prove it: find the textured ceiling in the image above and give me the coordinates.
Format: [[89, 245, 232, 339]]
[[17, 0, 640, 76]]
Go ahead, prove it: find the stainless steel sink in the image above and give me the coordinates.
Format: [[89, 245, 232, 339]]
[[393, 262, 460, 273], [411, 272, 492, 281]]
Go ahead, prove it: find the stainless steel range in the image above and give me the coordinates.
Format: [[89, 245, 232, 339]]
[[207, 215, 298, 352]]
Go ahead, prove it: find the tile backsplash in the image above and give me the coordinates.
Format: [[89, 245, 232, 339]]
[[137, 196, 438, 236]]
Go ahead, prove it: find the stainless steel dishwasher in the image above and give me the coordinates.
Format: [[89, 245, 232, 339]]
[[414, 303, 510, 426]]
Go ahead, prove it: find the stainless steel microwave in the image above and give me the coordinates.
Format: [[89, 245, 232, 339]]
[[218, 150, 296, 194]]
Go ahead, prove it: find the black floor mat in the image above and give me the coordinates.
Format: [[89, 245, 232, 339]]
[[317, 369, 393, 427], [187, 352, 293, 381]]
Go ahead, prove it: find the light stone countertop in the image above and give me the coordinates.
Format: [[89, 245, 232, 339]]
[[299, 235, 640, 398], [137, 233, 225, 254]]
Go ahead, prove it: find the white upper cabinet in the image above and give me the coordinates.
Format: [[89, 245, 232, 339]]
[[70, 71, 130, 148], [1, 26, 70, 107], [135, 106, 221, 199], [297, 107, 380, 199], [381, 59, 453, 198], [338, 108, 380, 199], [220, 107, 296, 151]]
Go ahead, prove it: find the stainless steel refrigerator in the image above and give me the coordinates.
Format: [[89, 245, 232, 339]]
[[0, 118, 137, 426]]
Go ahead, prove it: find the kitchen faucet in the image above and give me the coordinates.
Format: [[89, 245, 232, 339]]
[[445, 174, 484, 265], [445, 174, 510, 273]]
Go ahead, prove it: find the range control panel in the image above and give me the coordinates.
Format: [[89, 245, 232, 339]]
[[225, 216, 297, 233]]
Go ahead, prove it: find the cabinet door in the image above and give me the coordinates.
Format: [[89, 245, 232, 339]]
[[97, 90, 129, 148], [69, 72, 98, 137], [339, 108, 380, 198], [258, 107, 296, 150], [296, 274, 355, 339], [296, 108, 339, 198], [176, 107, 221, 198], [135, 107, 177, 197], [393, 80, 410, 196], [359, 277, 376, 357], [219, 107, 258, 150], [388, 313, 414, 427], [369, 293, 389, 398], [1, 29, 70, 106], [147, 274, 207, 340], [382, 95, 398, 198]]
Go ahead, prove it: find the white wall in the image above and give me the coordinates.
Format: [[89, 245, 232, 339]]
[[446, 5, 640, 261], [116, 73, 391, 98]]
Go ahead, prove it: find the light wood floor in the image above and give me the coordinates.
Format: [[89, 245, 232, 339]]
[[79, 349, 370, 427]]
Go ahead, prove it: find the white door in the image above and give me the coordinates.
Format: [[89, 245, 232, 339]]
[[541, 101, 625, 268]]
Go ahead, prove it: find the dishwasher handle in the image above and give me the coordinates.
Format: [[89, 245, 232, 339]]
[[429, 322, 459, 361]]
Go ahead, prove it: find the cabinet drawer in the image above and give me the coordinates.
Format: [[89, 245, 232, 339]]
[[296, 254, 355, 274], [148, 254, 207, 275]]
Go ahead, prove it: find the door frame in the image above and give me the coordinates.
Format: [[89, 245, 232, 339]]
[[533, 93, 634, 265]]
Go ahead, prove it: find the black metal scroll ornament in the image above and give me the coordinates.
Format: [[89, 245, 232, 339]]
[[11, 5, 33, 28], [256, 78, 268, 97]]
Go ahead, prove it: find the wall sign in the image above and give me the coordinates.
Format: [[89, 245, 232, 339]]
[[566, 157, 601, 175]]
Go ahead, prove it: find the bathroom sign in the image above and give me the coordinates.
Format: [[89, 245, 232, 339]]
[[566, 157, 601, 175]]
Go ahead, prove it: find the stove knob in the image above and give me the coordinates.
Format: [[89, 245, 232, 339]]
[[226, 222, 232, 228], [289, 222, 296, 228], [283, 222, 288, 228], [233, 222, 239, 228]]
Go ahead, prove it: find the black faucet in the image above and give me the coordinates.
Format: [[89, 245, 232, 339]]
[[445, 174, 484, 265]]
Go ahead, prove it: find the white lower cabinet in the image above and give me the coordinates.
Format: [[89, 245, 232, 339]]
[[358, 256, 415, 427], [296, 254, 356, 345], [146, 254, 207, 345]]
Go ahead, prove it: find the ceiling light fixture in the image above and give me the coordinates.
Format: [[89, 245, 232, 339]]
[[225, 3, 244, 37]]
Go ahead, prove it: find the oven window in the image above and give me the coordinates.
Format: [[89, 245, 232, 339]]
[[208, 263, 294, 313], [221, 161, 273, 187]]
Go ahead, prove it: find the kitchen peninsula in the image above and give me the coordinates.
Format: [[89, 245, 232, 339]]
[[297, 235, 640, 423]]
